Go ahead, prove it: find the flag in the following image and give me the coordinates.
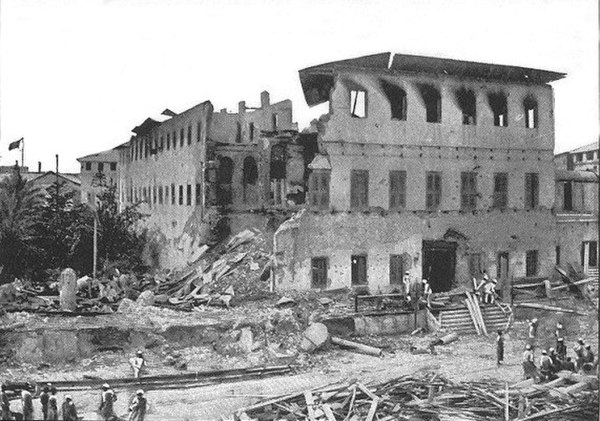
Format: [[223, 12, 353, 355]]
[[8, 138, 23, 151]]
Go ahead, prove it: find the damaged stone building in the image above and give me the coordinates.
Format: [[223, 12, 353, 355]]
[[273, 53, 567, 293], [116, 91, 315, 267]]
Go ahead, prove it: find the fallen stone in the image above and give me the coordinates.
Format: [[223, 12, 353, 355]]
[[239, 327, 254, 353], [276, 296, 296, 307], [318, 297, 333, 306], [76, 276, 91, 291], [136, 290, 155, 306], [249, 262, 260, 271], [300, 323, 329, 353], [154, 294, 169, 303], [117, 298, 136, 313]]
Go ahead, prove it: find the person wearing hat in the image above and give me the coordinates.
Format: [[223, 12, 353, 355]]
[[556, 337, 567, 362], [539, 349, 554, 382], [522, 344, 537, 380], [21, 388, 34, 421], [583, 344, 595, 365], [555, 321, 564, 339], [128, 389, 147, 421], [61, 395, 78, 421], [47, 386, 59, 421], [402, 271, 411, 303], [129, 350, 146, 379], [99, 383, 117, 421], [40, 384, 51, 420], [548, 347, 560, 373]]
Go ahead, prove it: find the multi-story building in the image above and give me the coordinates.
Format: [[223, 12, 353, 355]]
[[77, 147, 121, 206], [554, 169, 598, 275], [274, 53, 566, 293], [117, 91, 312, 267], [554, 141, 598, 172]]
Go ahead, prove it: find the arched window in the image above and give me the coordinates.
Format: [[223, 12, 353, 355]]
[[455, 88, 476, 125], [488, 92, 508, 127], [523, 96, 538, 129], [380, 80, 407, 120], [243, 156, 258, 185], [418, 84, 441, 123]]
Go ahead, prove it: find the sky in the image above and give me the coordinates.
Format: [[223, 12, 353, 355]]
[[0, 0, 598, 173]]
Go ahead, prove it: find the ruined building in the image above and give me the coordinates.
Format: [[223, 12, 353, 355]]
[[554, 141, 599, 172], [115, 91, 314, 267], [273, 53, 567, 293]]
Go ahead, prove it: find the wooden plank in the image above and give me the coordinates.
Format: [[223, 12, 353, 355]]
[[304, 390, 317, 421], [365, 397, 379, 421], [515, 303, 587, 315], [470, 293, 488, 336], [463, 298, 481, 335], [356, 383, 379, 401], [322, 404, 337, 421], [552, 278, 594, 290], [518, 405, 577, 421]]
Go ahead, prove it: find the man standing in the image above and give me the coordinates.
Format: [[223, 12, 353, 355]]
[[47, 387, 58, 421], [496, 330, 505, 366], [556, 337, 567, 362], [40, 384, 51, 420], [99, 383, 117, 421], [0, 385, 11, 420], [522, 344, 537, 380], [421, 279, 432, 308], [21, 389, 34, 421], [61, 395, 78, 421], [128, 390, 147, 421], [574, 338, 585, 370], [528, 319, 539, 340], [402, 271, 411, 303], [129, 351, 146, 379], [540, 349, 554, 382]]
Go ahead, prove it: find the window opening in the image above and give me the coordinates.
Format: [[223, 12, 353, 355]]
[[350, 170, 369, 209], [456, 88, 476, 125], [311, 257, 328, 289], [389, 170, 406, 210], [426, 172, 442, 211], [380, 80, 407, 120], [523, 96, 538, 129], [350, 90, 367, 118], [493, 173, 508, 209], [488, 92, 508, 127], [351, 255, 367, 285], [418, 84, 441, 123]]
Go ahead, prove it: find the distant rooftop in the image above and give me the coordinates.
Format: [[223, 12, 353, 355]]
[[565, 142, 598, 155], [77, 147, 120, 162], [299, 52, 566, 106]]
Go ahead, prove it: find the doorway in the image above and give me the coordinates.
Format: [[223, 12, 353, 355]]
[[422, 241, 456, 292]]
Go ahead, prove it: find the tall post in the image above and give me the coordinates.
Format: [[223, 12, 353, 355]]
[[21, 139, 24, 168], [55, 154, 59, 209], [93, 214, 98, 278]]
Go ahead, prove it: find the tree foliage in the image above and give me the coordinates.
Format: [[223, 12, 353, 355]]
[[0, 167, 147, 284]]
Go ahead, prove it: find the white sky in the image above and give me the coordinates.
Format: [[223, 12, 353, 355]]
[[1, 0, 598, 173]]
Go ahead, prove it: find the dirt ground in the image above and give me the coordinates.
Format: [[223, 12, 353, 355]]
[[0, 296, 598, 420]]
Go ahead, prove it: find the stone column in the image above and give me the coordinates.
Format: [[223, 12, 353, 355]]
[[59, 268, 77, 311]]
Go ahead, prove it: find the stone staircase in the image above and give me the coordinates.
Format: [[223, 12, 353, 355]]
[[438, 301, 513, 334]]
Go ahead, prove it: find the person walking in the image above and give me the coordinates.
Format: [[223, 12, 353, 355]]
[[496, 330, 505, 365], [129, 351, 146, 379], [40, 384, 51, 420], [421, 279, 432, 307], [128, 390, 147, 421], [0, 384, 11, 420], [99, 383, 118, 421], [21, 389, 34, 421], [402, 271, 411, 303], [61, 395, 78, 421], [47, 387, 59, 421]]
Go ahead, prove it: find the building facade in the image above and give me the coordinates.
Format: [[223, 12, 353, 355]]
[[555, 142, 599, 172], [77, 147, 121, 206], [274, 53, 566, 293], [116, 91, 312, 268]]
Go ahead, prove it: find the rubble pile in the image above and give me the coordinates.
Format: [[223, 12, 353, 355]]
[[236, 371, 599, 421], [153, 229, 272, 310]]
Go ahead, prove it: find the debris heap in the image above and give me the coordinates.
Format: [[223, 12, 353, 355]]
[[235, 371, 598, 421]]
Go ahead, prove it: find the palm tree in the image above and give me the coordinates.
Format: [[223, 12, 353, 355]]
[[0, 166, 46, 283]]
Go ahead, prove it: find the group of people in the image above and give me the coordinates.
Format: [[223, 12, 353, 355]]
[[401, 271, 433, 307], [473, 270, 498, 304], [0, 350, 149, 421], [521, 320, 597, 382]]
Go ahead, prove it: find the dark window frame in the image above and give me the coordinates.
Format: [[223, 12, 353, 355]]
[[493, 172, 508, 209], [524, 173, 539, 210], [389, 170, 407, 210], [310, 170, 330, 210], [349, 89, 367, 118], [351, 254, 368, 286], [311, 257, 328, 289], [525, 250, 538, 277], [350, 170, 369, 210], [425, 171, 442, 211]]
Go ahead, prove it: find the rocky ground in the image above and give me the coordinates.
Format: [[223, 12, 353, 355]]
[[0, 292, 597, 420]]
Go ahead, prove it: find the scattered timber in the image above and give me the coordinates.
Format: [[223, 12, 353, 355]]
[[515, 303, 588, 316], [235, 371, 597, 420]]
